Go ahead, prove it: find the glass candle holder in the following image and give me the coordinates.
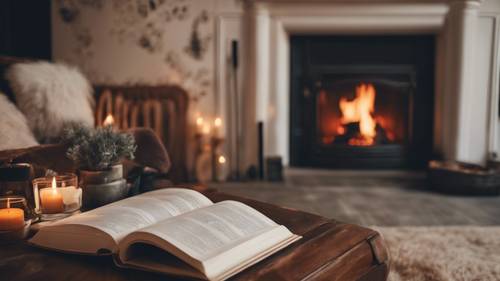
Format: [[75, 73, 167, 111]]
[[32, 173, 82, 221], [0, 196, 32, 241]]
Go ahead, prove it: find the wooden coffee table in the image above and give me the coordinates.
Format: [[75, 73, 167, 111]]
[[0, 191, 389, 281]]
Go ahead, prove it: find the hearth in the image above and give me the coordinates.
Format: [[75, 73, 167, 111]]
[[290, 36, 435, 168]]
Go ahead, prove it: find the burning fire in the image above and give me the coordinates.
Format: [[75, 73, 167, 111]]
[[338, 83, 377, 146]]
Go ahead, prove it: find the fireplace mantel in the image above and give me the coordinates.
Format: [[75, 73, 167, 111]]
[[238, 0, 499, 172]]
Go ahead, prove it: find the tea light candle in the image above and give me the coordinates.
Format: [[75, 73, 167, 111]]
[[214, 117, 222, 137], [59, 186, 81, 206], [103, 113, 115, 127], [0, 199, 25, 231], [202, 123, 211, 136], [196, 116, 204, 134], [40, 177, 64, 214], [219, 155, 226, 164], [216, 155, 229, 182]]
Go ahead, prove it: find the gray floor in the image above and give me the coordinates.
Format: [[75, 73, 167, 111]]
[[210, 169, 500, 227]]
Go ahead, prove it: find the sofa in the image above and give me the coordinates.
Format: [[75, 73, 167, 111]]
[[0, 56, 187, 182]]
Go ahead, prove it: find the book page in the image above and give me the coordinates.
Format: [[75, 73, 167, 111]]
[[119, 200, 299, 280], [60, 188, 213, 241], [35, 188, 213, 246], [131, 200, 278, 261]]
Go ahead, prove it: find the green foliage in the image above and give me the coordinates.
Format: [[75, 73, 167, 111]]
[[64, 125, 137, 171]]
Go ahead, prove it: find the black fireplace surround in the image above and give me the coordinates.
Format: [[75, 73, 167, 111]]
[[290, 35, 435, 169]]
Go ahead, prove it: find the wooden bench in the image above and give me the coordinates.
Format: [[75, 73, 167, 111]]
[[0, 190, 389, 281]]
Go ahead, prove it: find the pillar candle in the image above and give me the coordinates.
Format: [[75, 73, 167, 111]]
[[214, 117, 222, 137], [40, 177, 64, 214], [0, 200, 25, 231]]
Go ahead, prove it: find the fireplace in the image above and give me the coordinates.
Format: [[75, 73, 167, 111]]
[[238, 1, 495, 173], [290, 35, 435, 168]]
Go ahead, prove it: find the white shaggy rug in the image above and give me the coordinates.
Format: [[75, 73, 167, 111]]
[[375, 226, 500, 281]]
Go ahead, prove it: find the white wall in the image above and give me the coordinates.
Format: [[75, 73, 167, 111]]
[[471, 15, 496, 163], [52, 0, 245, 174], [52, 0, 500, 171], [52, 0, 242, 119], [478, 0, 500, 162]]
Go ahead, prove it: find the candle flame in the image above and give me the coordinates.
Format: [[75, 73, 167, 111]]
[[202, 124, 211, 135], [103, 114, 115, 127], [52, 177, 58, 195], [196, 117, 204, 126], [214, 117, 222, 127], [218, 155, 226, 164]]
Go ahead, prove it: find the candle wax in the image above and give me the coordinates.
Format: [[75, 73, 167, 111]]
[[40, 188, 64, 214], [0, 208, 25, 231], [58, 186, 81, 205]]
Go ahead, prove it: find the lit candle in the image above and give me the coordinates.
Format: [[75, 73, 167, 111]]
[[196, 116, 204, 134], [218, 155, 226, 164], [214, 117, 222, 137], [202, 123, 211, 135], [216, 155, 228, 182], [0, 198, 25, 231], [59, 186, 81, 204], [103, 113, 115, 127], [40, 177, 64, 214]]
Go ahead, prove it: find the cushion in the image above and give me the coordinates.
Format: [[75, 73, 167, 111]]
[[5, 61, 94, 142], [0, 56, 30, 103], [0, 94, 38, 150]]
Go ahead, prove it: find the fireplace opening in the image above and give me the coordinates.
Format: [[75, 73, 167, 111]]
[[290, 35, 435, 169], [318, 81, 409, 147]]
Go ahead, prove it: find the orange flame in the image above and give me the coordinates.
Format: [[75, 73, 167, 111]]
[[103, 114, 115, 127], [214, 117, 222, 128], [339, 83, 377, 145], [218, 155, 226, 164], [51, 176, 58, 195]]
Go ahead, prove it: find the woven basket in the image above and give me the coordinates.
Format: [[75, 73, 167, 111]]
[[428, 160, 500, 195]]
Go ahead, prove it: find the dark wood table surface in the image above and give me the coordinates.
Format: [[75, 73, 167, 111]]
[[0, 191, 389, 281]]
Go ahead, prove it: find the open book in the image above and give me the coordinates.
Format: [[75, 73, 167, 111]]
[[30, 188, 301, 281]]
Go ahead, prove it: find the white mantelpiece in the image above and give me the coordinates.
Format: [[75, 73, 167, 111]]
[[442, 0, 481, 163], [237, 0, 500, 172]]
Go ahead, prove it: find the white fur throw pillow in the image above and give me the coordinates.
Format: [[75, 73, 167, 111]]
[[6, 61, 94, 141], [0, 94, 38, 150]]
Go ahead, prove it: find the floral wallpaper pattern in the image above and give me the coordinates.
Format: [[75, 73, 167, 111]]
[[52, 0, 231, 113]]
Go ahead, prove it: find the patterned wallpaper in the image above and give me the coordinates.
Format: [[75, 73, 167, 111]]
[[52, 0, 241, 115]]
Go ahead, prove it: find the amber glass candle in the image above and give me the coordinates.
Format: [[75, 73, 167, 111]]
[[0, 198, 25, 231], [32, 173, 81, 220], [39, 177, 64, 214]]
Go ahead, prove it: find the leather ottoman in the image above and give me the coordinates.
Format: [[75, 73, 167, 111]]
[[0, 191, 389, 281]]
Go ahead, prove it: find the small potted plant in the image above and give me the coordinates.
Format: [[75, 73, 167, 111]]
[[64, 125, 136, 209]]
